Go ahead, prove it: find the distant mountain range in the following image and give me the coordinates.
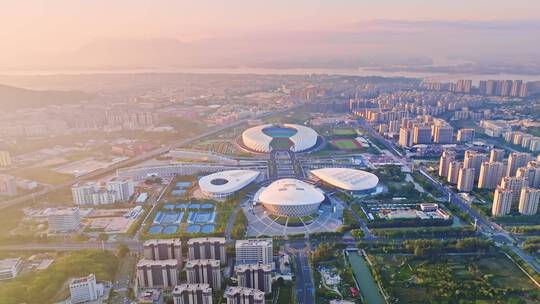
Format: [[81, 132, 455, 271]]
[[0, 83, 92, 110]]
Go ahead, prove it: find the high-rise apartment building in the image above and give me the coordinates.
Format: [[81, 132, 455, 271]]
[[173, 284, 213, 304], [71, 182, 98, 205], [106, 177, 134, 202], [136, 259, 178, 288], [69, 274, 98, 304], [518, 187, 540, 215], [478, 161, 505, 189], [506, 152, 532, 177], [0, 174, 17, 196], [517, 161, 540, 187], [492, 186, 513, 216], [500, 176, 528, 203], [433, 125, 453, 144], [143, 239, 182, 264], [456, 128, 475, 142], [225, 287, 265, 304], [398, 127, 413, 147], [489, 149, 505, 163], [457, 168, 475, 192], [0, 151, 11, 167], [187, 237, 227, 265], [412, 125, 432, 144], [463, 151, 488, 179], [235, 239, 273, 266], [447, 161, 462, 184], [185, 259, 221, 290], [235, 264, 272, 294], [438, 150, 455, 177]]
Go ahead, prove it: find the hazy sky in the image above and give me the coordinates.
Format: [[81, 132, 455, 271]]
[[1, 0, 540, 70]]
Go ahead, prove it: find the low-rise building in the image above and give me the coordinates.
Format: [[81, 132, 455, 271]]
[[0, 258, 22, 281], [69, 273, 99, 304], [47, 208, 81, 233]]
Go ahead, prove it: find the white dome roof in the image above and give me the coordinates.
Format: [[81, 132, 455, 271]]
[[258, 178, 325, 217], [199, 170, 260, 198], [241, 124, 318, 153], [310, 168, 379, 191]]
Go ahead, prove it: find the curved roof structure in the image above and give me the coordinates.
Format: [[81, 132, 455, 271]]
[[241, 124, 318, 153], [310, 168, 379, 191], [258, 178, 325, 217], [198, 170, 260, 198]]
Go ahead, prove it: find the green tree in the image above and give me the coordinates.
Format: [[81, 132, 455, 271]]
[[116, 243, 130, 258]]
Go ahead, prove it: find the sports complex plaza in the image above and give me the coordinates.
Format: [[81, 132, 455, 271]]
[[118, 123, 379, 235]]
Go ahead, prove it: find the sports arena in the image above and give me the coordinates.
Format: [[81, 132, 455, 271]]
[[241, 123, 318, 153], [255, 178, 325, 217], [310, 168, 379, 193], [198, 170, 260, 199]]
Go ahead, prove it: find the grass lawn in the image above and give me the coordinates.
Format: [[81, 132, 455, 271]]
[[332, 128, 357, 137], [0, 250, 118, 304], [8, 167, 74, 185], [371, 252, 539, 303], [330, 139, 362, 151], [276, 284, 294, 304]]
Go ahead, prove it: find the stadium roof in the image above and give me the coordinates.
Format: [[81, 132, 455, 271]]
[[198, 170, 260, 196], [310, 168, 379, 191], [241, 123, 318, 153], [258, 178, 324, 206]]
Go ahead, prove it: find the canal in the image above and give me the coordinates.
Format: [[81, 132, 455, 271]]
[[347, 251, 386, 304]]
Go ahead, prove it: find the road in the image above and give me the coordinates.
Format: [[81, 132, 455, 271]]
[[287, 239, 315, 304], [224, 196, 252, 242], [0, 104, 306, 211], [358, 116, 540, 276], [330, 195, 374, 240], [0, 240, 144, 252]]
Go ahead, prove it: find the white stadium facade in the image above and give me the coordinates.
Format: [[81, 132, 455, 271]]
[[256, 178, 325, 217], [310, 168, 379, 193], [241, 124, 318, 153], [198, 170, 260, 199]]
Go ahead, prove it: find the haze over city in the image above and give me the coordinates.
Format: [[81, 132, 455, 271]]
[[0, 1, 540, 304], [1, 0, 540, 73]]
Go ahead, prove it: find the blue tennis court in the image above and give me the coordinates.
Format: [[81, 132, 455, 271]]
[[153, 212, 164, 224], [201, 224, 215, 233], [162, 212, 183, 224], [186, 224, 201, 233], [163, 225, 178, 234], [188, 203, 200, 209], [148, 225, 163, 234], [175, 203, 188, 209], [176, 182, 192, 188], [171, 190, 186, 196], [187, 211, 215, 224], [163, 204, 175, 210], [200, 203, 214, 209]]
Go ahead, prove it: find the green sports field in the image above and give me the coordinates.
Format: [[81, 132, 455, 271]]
[[330, 139, 362, 150], [332, 128, 357, 136]]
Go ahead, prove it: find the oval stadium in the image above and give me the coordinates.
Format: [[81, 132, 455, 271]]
[[310, 168, 379, 193], [256, 178, 325, 217], [198, 170, 260, 199], [241, 123, 318, 153]]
